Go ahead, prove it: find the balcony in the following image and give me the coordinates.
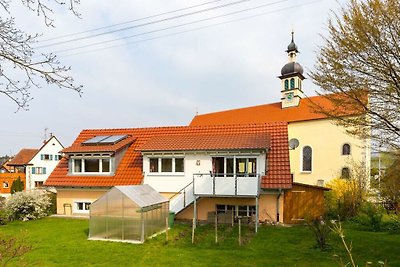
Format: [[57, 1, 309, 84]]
[[193, 173, 261, 197]]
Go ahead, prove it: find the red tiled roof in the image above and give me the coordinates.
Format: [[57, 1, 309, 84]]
[[63, 136, 136, 153], [140, 132, 270, 152], [45, 123, 291, 189], [190, 94, 359, 126], [8, 149, 38, 166]]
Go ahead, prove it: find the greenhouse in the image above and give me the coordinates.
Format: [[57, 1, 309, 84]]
[[89, 184, 169, 243]]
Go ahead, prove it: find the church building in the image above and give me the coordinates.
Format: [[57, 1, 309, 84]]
[[190, 32, 371, 187]]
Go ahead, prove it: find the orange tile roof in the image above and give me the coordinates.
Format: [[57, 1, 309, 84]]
[[8, 149, 39, 166], [63, 136, 136, 153], [45, 123, 291, 189], [190, 94, 359, 126], [140, 132, 271, 152]]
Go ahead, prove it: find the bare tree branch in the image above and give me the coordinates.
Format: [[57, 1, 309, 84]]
[[0, 0, 82, 110]]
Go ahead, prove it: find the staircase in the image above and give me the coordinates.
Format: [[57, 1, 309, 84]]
[[169, 181, 196, 214]]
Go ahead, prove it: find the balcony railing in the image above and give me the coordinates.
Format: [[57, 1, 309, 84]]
[[193, 173, 261, 197]]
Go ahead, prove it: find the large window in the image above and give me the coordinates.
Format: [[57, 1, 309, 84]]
[[72, 156, 112, 174], [212, 157, 257, 177], [149, 157, 184, 173], [302, 146, 312, 172]]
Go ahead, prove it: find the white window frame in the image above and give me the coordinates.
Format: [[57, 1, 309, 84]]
[[74, 200, 92, 213], [2, 181, 9, 188], [301, 145, 313, 173], [71, 154, 113, 175], [148, 157, 185, 174], [212, 156, 258, 177]]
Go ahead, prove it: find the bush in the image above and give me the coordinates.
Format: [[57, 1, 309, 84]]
[[5, 190, 52, 221], [353, 202, 384, 231], [306, 217, 331, 251], [0, 197, 7, 225], [325, 178, 367, 220]]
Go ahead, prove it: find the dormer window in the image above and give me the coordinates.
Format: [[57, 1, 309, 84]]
[[71, 154, 113, 175]]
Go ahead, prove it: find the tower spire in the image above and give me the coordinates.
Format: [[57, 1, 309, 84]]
[[279, 31, 305, 109]]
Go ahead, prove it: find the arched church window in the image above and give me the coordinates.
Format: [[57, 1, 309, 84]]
[[342, 143, 351, 155], [284, 80, 289, 90], [302, 146, 312, 172], [290, 78, 295, 89]]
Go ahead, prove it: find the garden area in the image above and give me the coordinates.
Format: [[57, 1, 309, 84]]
[[0, 217, 400, 267]]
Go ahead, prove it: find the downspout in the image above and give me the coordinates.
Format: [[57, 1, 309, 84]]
[[276, 189, 282, 223]]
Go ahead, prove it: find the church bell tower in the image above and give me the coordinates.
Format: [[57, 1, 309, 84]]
[[279, 31, 305, 108]]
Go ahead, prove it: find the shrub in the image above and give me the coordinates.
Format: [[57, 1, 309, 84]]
[[306, 217, 331, 251], [325, 177, 367, 220], [0, 197, 7, 225], [353, 202, 384, 231], [5, 190, 52, 221]]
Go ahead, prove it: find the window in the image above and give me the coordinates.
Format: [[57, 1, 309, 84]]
[[341, 167, 350, 179], [85, 158, 100, 172], [161, 158, 172, 172], [35, 181, 44, 188], [54, 155, 61, 161], [342, 143, 351, 155], [32, 167, 46, 174], [284, 79, 289, 90], [150, 158, 159, 172], [74, 159, 82, 172], [2, 181, 9, 188], [216, 204, 256, 217], [290, 78, 295, 89], [41, 154, 53, 160], [302, 146, 312, 172], [71, 156, 112, 174], [148, 158, 185, 173], [212, 157, 257, 177], [76, 202, 91, 212], [175, 158, 184, 172]]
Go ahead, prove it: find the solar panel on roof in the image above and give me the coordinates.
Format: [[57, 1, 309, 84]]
[[99, 135, 128, 145], [82, 136, 110, 145]]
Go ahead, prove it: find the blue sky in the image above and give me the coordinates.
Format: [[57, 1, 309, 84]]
[[0, 0, 345, 155]]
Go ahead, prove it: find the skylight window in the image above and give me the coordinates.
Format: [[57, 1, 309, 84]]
[[82, 135, 128, 146]]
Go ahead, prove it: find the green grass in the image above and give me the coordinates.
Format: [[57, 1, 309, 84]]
[[1, 217, 399, 266]]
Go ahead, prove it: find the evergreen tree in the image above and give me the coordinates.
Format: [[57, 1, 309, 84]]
[[10, 177, 24, 194]]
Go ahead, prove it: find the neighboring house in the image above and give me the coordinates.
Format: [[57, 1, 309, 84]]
[[0, 173, 26, 196], [7, 135, 64, 191], [190, 33, 371, 187], [45, 124, 326, 223]]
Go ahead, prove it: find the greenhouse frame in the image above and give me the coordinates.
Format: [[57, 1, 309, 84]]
[[89, 184, 169, 243]]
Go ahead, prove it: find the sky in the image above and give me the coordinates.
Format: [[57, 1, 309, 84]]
[[0, 0, 346, 155]]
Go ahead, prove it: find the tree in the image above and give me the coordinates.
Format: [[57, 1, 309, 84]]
[[380, 157, 400, 212], [10, 177, 23, 194], [0, 0, 82, 110], [310, 0, 400, 150]]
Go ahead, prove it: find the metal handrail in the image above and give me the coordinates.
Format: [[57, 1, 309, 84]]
[[169, 181, 193, 200]]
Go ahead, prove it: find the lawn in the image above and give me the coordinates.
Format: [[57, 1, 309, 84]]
[[0, 217, 399, 266]]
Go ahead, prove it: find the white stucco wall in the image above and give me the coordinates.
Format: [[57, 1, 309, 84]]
[[142, 152, 266, 193], [26, 136, 63, 190]]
